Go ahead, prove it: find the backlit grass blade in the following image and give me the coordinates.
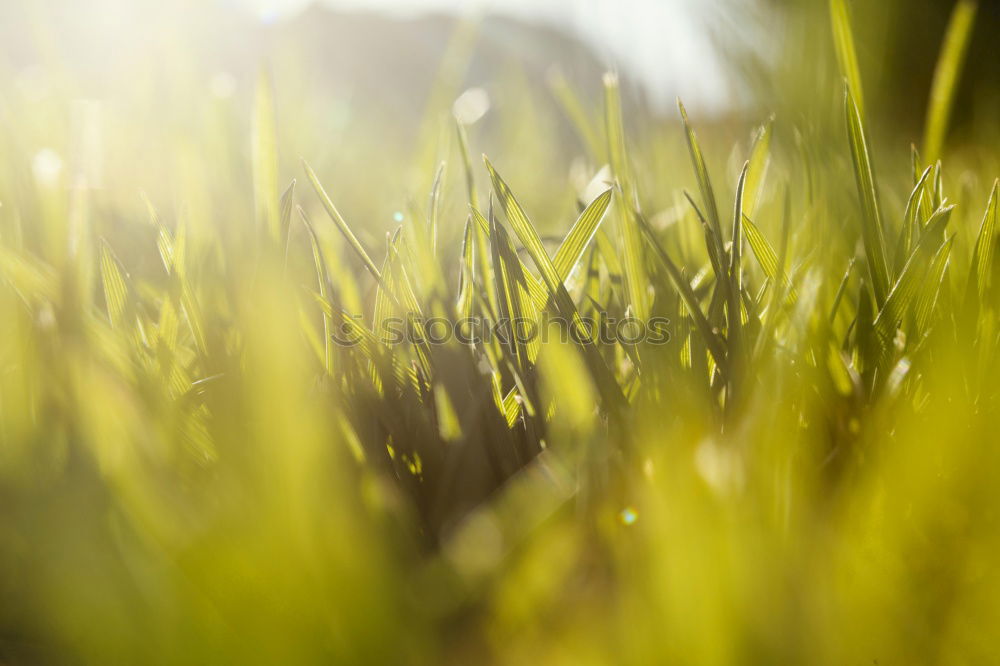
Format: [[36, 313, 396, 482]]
[[473, 190, 612, 314], [98, 239, 129, 329], [923, 0, 978, 165], [370, 236, 397, 392], [428, 162, 445, 255], [969, 180, 999, 300], [484, 156, 626, 411], [373, 230, 401, 345], [742, 214, 795, 299], [154, 221, 207, 358], [742, 214, 778, 283], [313, 293, 418, 392], [679, 98, 725, 261], [303, 159, 384, 286], [472, 206, 548, 311], [279, 179, 296, 263], [727, 162, 749, 364], [636, 213, 728, 372], [490, 214, 538, 370], [754, 189, 795, 361], [501, 388, 521, 428], [894, 165, 934, 271], [829, 258, 856, 324], [684, 191, 726, 287], [456, 217, 476, 319], [553, 189, 613, 281], [915, 235, 955, 335], [253, 69, 280, 241], [829, 0, 866, 118], [454, 119, 479, 211], [298, 205, 335, 375], [873, 205, 953, 347], [605, 73, 650, 321], [455, 119, 500, 320], [0, 243, 59, 303], [845, 85, 891, 307], [743, 117, 773, 218]]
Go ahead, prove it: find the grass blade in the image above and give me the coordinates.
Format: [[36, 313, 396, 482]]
[[727, 162, 750, 366], [456, 217, 476, 319], [605, 73, 651, 321], [280, 179, 296, 265], [484, 156, 626, 411], [845, 85, 891, 307], [829, 0, 866, 118], [253, 69, 280, 241], [969, 180, 999, 300], [553, 189, 613, 281], [873, 205, 953, 347], [303, 159, 385, 286], [923, 0, 978, 165], [679, 98, 726, 262], [743, 117, 773, 218], [98, 239, 129, 329], [636, 213, 728, 372], [455, 119, 479, 210]]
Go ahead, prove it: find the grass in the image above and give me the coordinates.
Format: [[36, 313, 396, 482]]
[[1, 2, 1000, 664]]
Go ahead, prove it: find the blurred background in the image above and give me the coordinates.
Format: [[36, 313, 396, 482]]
[[1, 0, 996, 243]]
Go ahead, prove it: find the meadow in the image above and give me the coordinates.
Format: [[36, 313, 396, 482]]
[[1, 0, 999, 663]]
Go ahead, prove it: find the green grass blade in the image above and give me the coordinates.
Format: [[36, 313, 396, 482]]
[[678, 98, 726, 260], [636, 213, 728, 372], [279, 179, 296, 264], [829, 258, 856, 324], [743, 117, 773, 218], [490, 214, 538, 370], [845, 85, 891, 307], [727, 162, 749, 364], [484, 156, 626, 411], [98, 239, 129, 329], [873, 205, 953, 347], [894, 165, 935, 271], [473, 189, 612, 314], [605, 73, 651, 321], [684, 191, 727, 289], [915, 235, 955, 335], [830, 0, 866, 118], [742, 214, 795, 300], [553, 189, 613, 281], [923, 0, 978, 165], [454, 119, 479, 211], [302, 159, 384, 286], [472, 206, 548, 311], [456, 217, 476, 319], [298, 205, 335, 375], [428, 162, 445, 256], [970, 180, 999, 300], [253, 69, 280, 241], [373, 231, 400, 346]]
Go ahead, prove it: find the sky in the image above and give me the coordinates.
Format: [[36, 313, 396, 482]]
[[237, 0, 732, 110]]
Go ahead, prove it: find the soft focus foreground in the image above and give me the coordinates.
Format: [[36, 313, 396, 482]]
[[1, 1, 1000, 664]]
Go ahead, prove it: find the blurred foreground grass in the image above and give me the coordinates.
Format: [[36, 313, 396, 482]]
[[1, 1, 1000, 664]]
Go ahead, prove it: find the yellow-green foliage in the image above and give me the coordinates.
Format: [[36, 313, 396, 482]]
[[1, 6, 999, 665]]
